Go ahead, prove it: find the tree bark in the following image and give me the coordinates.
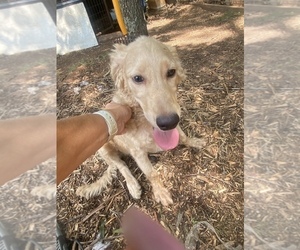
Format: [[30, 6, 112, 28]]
[[118, 0, 148, 36]]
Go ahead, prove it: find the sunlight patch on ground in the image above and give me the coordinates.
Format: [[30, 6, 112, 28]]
[[164, 26, 234, 47], [234, 15, 244, 30], [245, 26, 289, 45], [148, 18, 174, 29], [284, 15, 300, 31]]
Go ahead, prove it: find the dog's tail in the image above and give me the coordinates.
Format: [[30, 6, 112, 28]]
[[76, 165, 117, 199]]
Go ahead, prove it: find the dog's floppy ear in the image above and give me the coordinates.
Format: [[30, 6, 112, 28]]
[[110, 43, 128, 89], [166, 45, 187, 84]]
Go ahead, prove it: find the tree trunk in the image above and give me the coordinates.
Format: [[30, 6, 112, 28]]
[[118, 0, 148, 37]]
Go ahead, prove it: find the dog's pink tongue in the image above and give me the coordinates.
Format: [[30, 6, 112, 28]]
[[153, 128, 179, 150]]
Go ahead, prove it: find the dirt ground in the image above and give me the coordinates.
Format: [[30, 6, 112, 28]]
[[0, 49, 56, 249], [244, 4, 300, 250], [57, 3, 244, 250]]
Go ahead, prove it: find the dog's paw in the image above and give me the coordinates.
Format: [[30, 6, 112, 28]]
[[186, 137, 206, 149], [126, 178, 142, 200], [153, 187, 173, 206]]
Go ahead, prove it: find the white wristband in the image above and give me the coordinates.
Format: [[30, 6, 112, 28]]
[[93, 110, 118, 141]]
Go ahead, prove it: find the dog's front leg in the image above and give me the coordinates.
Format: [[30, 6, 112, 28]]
[[77, 143, 141, 200], [178, 126, 206, 149], [100, 145, 142, 200], [131, 151, 173, 206]]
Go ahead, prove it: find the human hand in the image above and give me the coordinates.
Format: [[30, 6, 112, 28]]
[[104, 102, 132, 135], [122, 207, 185, 250]]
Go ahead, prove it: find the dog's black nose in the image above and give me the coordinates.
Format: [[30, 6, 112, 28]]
[[156, 113, 179, 131]]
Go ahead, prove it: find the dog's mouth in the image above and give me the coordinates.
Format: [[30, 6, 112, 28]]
[[153, 127, 179, 150]]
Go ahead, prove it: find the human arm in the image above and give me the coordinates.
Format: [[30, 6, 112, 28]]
[[57, 103, 132, 184], [0, 114, 56, 186]]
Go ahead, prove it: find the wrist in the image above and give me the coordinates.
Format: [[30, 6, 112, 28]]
[[93, 110, 118, 141]]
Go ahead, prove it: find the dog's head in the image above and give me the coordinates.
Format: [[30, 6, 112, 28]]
[[110, 36, 186, 134]]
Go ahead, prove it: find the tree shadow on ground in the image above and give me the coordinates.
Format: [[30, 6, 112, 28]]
[[245, 5, 300, 89], [148, 3, 243, 41], [0, 48, 56, 118], [244, 4, 300, 249]]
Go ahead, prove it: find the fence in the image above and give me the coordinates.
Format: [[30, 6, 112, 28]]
[[57, 0, 114, 35]]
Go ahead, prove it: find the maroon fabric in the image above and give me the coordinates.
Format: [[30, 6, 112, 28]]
[[122, 207, 186, 250]]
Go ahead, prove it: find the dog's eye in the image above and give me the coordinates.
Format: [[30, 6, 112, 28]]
[[167, 69, 176, 78], [132, 75, 144, 83]]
